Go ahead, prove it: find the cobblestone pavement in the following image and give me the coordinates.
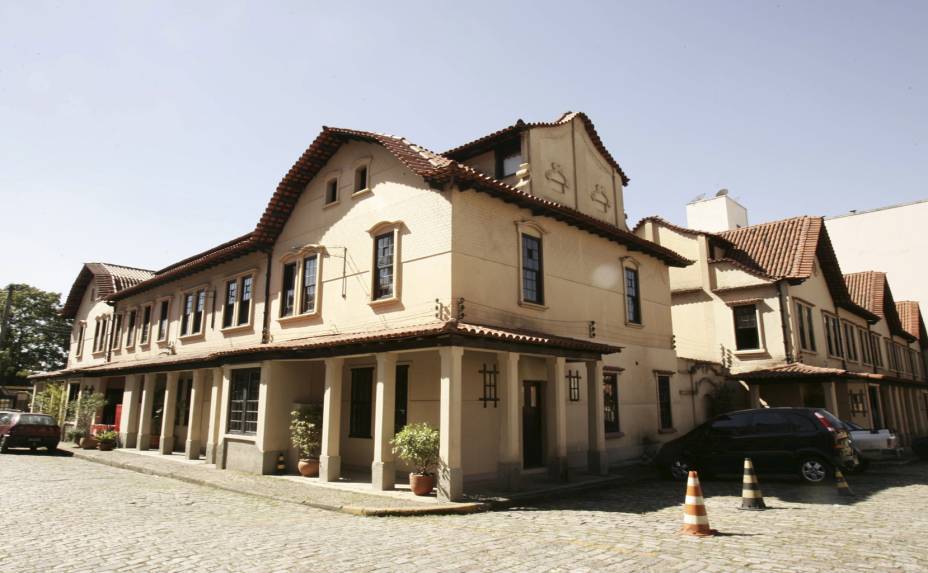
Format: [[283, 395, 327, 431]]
[[2, 452, 927, 572]]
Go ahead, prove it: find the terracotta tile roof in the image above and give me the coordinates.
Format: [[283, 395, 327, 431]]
[[108, 233, 259, 302], [62, 263, 156, 318], [28, 321, 621, 379], [715, 216, 877, 321], [844, 272, 914, 341], [443, 111, 630, 186], [252, 123, 690, 268], [631, 216, 733, 246], [735, 362, 925, 386], [896, 301, 923, 341]]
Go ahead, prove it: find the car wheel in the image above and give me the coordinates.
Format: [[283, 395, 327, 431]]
[[668, 458, 692, 481], [799, 456, 833, 484]]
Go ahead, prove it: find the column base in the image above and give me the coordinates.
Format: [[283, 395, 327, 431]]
[[137, 433, 151, 451], [320, 454, 341, 482], [120, 432, 138, 450], [587, 449, 609, 476], [205, 443, 217, 464], [372, 460, 395, 490], [548, 456, 569, 482], [496, 461, 522, 491], [185, 440, 202, 460], [159, 436, 174, 455], [438, 466, 463, 502]]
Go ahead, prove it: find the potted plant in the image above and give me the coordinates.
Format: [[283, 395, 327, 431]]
[[96, 430, 118, 451], [289, 405, 322, 477], [67, 390, 107, 450], [66, 429, 84, 447], [392, 423, 440, 496]]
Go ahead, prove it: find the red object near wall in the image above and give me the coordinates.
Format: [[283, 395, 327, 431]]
[[114, 405, 122, 431]]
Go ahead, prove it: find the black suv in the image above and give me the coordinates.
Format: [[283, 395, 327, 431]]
[[656, 407, 857, 484]]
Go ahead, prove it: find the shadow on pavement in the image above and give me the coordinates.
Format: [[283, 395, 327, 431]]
[[1, 448, 73, 458]]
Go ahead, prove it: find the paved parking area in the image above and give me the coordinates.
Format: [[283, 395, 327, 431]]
[[1, 451, 927, 572]]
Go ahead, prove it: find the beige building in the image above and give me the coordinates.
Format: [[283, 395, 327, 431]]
[[32, 112, 694, 501], [635, 195, 928, 442]]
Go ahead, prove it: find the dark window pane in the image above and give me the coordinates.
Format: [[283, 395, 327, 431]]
[[349, 368, 373, 438], [752, 411, 791, 434], [394, 365, 409, 434], [354, 166, 368, 192], [126, 311, 136, 346], [521, 234, 543, 304], [157, 300, 169, 340], [301, 255, 318, 314], [238, 276, 252, 326], [625, 268, 641, 324], [223, 280, 237, 328], [228, 368, 260, 435], [603, 373, 620, 433], [657, 375, 673, 430], [140, 306, 151, 344], [281, 263, 296, 317], [193, 290, 205, 334], [733, 304, 760, 350], [325, 178, 338, 204], [181, 293, 193, 336], [374, 233, 394, 300]]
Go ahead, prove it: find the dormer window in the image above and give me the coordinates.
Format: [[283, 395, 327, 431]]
[[354, 165, 368, 193], [495, 139, 522, 179]]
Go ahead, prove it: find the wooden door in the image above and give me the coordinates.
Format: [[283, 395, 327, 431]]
[[522, 380, 544, 468]]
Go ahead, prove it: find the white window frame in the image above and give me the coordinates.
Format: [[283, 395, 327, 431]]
[[621, 257, 643, 326], [178, 285, 208, 339], [368, 221, 404, 306], [654, 371, 675, 432], [138, 303, 153, 347], [323, 172, 340, 207], [822, 313, 844, 359], [842, 321, 859, 362], [124, 307, 138, 349], [516, 220, 548, 310], [221, 270, 256, 333], [871, 333, 884, 367], [74, 321, 87, 359], [110, 312, 124, 352], [731, 302, 765, 353], [859, 327, 872, 365], [279, 247, 325, 322], [92, 315, 109, 354]]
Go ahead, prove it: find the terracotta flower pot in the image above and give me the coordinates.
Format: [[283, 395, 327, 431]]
[[409, 473, 435, 496], [297, 459, 319, 477], [98, 441, 115, 452], [80, 437, 98, 450]]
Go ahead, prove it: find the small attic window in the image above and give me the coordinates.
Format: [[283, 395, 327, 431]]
[[325, 178, 338, 205], [495, 138, 522, 179], [354, 165, 369, 193]]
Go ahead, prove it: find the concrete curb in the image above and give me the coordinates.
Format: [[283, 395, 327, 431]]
[[70, 449, 488, 517]]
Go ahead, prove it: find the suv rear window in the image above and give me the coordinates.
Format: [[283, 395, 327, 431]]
[[15, 414, 56, 426]]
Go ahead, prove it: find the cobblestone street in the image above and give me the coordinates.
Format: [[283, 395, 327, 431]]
[[2, 452, 927, 572]]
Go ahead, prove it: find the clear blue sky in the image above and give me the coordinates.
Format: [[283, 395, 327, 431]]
[[2, 1, 925, 299]]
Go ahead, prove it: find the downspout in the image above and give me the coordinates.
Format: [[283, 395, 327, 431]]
[[777, 281, 793, 363], [261, 248, 273, 344], [105, 300, 117, 363]]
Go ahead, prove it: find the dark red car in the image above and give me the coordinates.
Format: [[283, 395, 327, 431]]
[[0, 412, 60, 453]]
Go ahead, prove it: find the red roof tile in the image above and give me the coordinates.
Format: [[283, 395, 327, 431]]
[[443, 111, 630, 186], [896, 301, 923, 341], [844, 272, 915, 341], [735, 362, 924, 386], [62, 263, 155, 318]]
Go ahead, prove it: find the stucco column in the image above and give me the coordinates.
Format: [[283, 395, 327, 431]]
[[137, 375, 156, 451], [118, 375, 141, 448], [822, 381, 839, 415], [159, 372, 179, 455], [204, 367, 223, 464], [320, 357, 344, 482], [214, 367, 232, 468], [893, 387, 909, 444], [497, 351, 521, 490], [372, 352, 398, 490], [439, 346, 464, 502], [185, 369, 208, 460], [547, 356, 568, 481], [586, 360, 607, 476]]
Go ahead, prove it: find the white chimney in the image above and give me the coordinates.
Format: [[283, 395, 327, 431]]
[[686, 190, 748, 232]]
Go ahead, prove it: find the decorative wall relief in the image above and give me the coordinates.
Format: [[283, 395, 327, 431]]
[[591, 183, 610, 213], [544, 162, 568, 194]]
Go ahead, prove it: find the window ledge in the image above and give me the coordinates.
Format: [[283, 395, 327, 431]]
[[624, 321, 644, 329], [518, 300, 548, 311], [352, 188, 371, 198], [156, 339, 171, 346], [279, 312, 321, 324], [221, 323, 254, 334], [734, 348, 768, 357], [91, 351, 106, 357], [223, 433, 256, 443], [323, 200, 341, 210], [369, 297, 400, 308], [178, 332, 206, 342], [658, 428, 678, 435], [605, 431, 625, 439]]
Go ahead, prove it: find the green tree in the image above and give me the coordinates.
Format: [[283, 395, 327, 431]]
[[0, 284, 71, 385]]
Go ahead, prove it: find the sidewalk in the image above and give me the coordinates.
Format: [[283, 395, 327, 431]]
[[69, 446, 652, 517]]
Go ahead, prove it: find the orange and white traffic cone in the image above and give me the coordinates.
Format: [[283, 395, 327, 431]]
[[680, 470, 718, 536], [739, 458, 767, 510], [835, 469, 854, 497]]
